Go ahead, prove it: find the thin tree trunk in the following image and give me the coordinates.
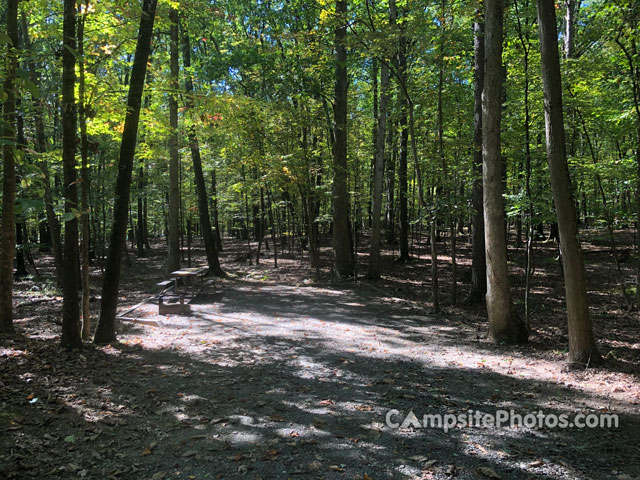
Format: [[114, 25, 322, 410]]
[[167, 6, 181, 273], [211, 169, 223, 251], [515, 0, 535, 328], [136, 163, 145, 257], [398, 30, 410, 262], [483, 0, 528, 343], [385, 116, 396, 244], [15, 102, 27, 278], [368, 0, 395, 278], [181, 21, 224, 277], [332, 0, 354, 278], [0, 0, 18, 332], [467, 14, 486, 304], [61, 0, 82, 349], [94, 0, 158, 344], [78, 0, 92, 340], [537, 0, 600, 364], [267, 187, 279, 268]]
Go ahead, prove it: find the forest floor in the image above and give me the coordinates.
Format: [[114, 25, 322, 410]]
[[2, 229, 640, 480]]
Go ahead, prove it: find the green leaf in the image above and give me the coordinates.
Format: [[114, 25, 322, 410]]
[[23, 78, 40, 99]]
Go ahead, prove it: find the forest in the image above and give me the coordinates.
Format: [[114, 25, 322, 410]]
[[1, 0, 640, 479]]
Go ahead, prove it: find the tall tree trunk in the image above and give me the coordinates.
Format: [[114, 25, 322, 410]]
[[537, 0, 600, 364], [94, 0, 158, 344], [0, 0, 18, 332], [61, 0, 82, 349], [332, 0, 354, 278], [370, 59, 378, 230], [468, 14, 486, 304], [181, 22, 224, 277], [437, 0, 448, 304], [182, 24, 225, 277], [483, 0, 528, 344], [368, 0, 396, 278], [167, 6, 181, 273], [515, 0, 534, 328], [398, 30, 410, 262], [78, 0, 92, 340]]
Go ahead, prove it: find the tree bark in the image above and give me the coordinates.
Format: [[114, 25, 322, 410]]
[[537, 0, 600, 364], [181, 22, 224, 277], [211, 168, 223, 251], [332, 0, 354, 278], [0, 0, 18, 332], [398, 27, 410, 262], [483, 0, 528, 343], [368, 0, 396, 278], [78, 0, 92, 340], [468, 14, 487, 304], [61, 0, 82, 349], [94, 0, 158, 344], [167, 6, 181, 273]]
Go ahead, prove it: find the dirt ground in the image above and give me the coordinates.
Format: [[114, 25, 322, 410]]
[[1, 230, 639, 480]]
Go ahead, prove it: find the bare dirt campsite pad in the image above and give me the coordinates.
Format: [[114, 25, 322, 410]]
[[2, 239, 640, 480]]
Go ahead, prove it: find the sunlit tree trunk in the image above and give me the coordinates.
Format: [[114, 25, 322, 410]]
[[94, 0, 158, 344], [537, 0, 600, 364], [483, 0, 528, 343]]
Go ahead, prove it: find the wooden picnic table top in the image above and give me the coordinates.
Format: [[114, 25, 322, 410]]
[[170, 267, 208, 277]]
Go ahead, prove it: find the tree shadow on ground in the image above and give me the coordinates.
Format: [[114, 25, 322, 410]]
[[2, 280, 639, 480]]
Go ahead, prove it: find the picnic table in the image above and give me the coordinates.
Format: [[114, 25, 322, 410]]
[[170, 267, 208, 297]]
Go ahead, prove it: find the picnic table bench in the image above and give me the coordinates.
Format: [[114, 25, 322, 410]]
[[156, 266, 216, 315], [170, 267, 209, 296]]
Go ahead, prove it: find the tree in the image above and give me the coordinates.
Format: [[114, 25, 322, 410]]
[[61, 0, 82, 349], [368, 0, 396, 279], [181, 20, 224, 277], [78, 0, 92, 340], [332, 0, 354, 278], [94, 0, 159, 344], [167, 5, 181, 273], [537, 0, 600, 365], [468, 12, 486, 305], [483, 0, 528, 343], [397, 19, 410, 263], [0, 0, 19, 333]]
